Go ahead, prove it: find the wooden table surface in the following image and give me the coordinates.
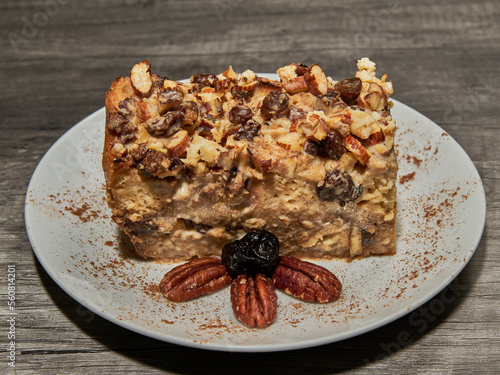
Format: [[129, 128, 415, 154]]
[[2, 0, 499, 373]]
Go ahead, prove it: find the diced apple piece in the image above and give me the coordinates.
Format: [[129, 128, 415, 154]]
[[222, 66, 239, 81], [277, 132, 306, 151]]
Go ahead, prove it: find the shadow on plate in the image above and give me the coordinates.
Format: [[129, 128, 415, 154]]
[[33, 231, 485, 374]]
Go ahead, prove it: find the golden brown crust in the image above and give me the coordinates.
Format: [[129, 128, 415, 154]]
[[103, 59, 397, 261]]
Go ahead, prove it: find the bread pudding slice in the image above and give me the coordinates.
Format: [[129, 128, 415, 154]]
[[103, 58, 397, 261]]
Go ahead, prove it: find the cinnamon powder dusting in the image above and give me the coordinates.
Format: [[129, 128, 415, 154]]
[[64, 202, 99, 222], [399, 171, 416, 184]]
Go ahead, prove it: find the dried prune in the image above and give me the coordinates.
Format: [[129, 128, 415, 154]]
[[334, 77, 362, 105], [316, 170, 363, 204], [221, 230, 280, 277], [233, 120, 261, 141], [323, 131, 346, 159], [229, 105, 253, 125], [260, 90, 289, 119]]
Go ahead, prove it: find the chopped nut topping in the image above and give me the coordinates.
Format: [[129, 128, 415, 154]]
[[130, 60, 153, 96], [304, 64, 328, 96], [111, 59, 394, 189]]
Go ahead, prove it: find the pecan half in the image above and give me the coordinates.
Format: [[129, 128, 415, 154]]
[[160, 257, 232, 302], [272, 256, 342, 303], [230, 274, 277, 328]]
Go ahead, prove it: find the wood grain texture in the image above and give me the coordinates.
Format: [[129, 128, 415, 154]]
[[1, 0, 499, 373]]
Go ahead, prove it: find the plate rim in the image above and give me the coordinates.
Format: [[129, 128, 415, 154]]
[[24, 95, 486, 353]]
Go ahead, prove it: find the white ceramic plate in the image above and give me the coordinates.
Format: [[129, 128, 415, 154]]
[[25, 76, 486, 352]]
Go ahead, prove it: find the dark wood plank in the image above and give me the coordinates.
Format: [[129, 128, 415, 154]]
[[1, 0, 499, 373]]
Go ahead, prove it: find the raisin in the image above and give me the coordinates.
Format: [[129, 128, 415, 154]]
[[145, 111, 183, 136], [233, 120, 261, 141], [226, 165, 238, 185], [221, 230, 280, 277], [323, 131, 346, 159], [191, 73, 218, 88], [334, 77, 362, 105], [117, 131, 136, 143], [107, 114, 136, 135], [130, 143, 149, 161], [181, 218, 212, 233], [361, 229, 375, 246], [107, 112, 137, 143], [231, 87, 250, 100], [229, 105, 253, 125], [158, 89, 183, 112], [168, 157, 183, 172], [294, 63, 308, 76], [316, 170, 363, 204], [125, 219, 158, 236], [287, 106, 306, 124], [179, 101, 199, 126], [320, 90, 342, 107], [304, 139, 321, 156], [117, 98, 137, 118], [260, 90, 289, 120], [138, 151, 170, 177]]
